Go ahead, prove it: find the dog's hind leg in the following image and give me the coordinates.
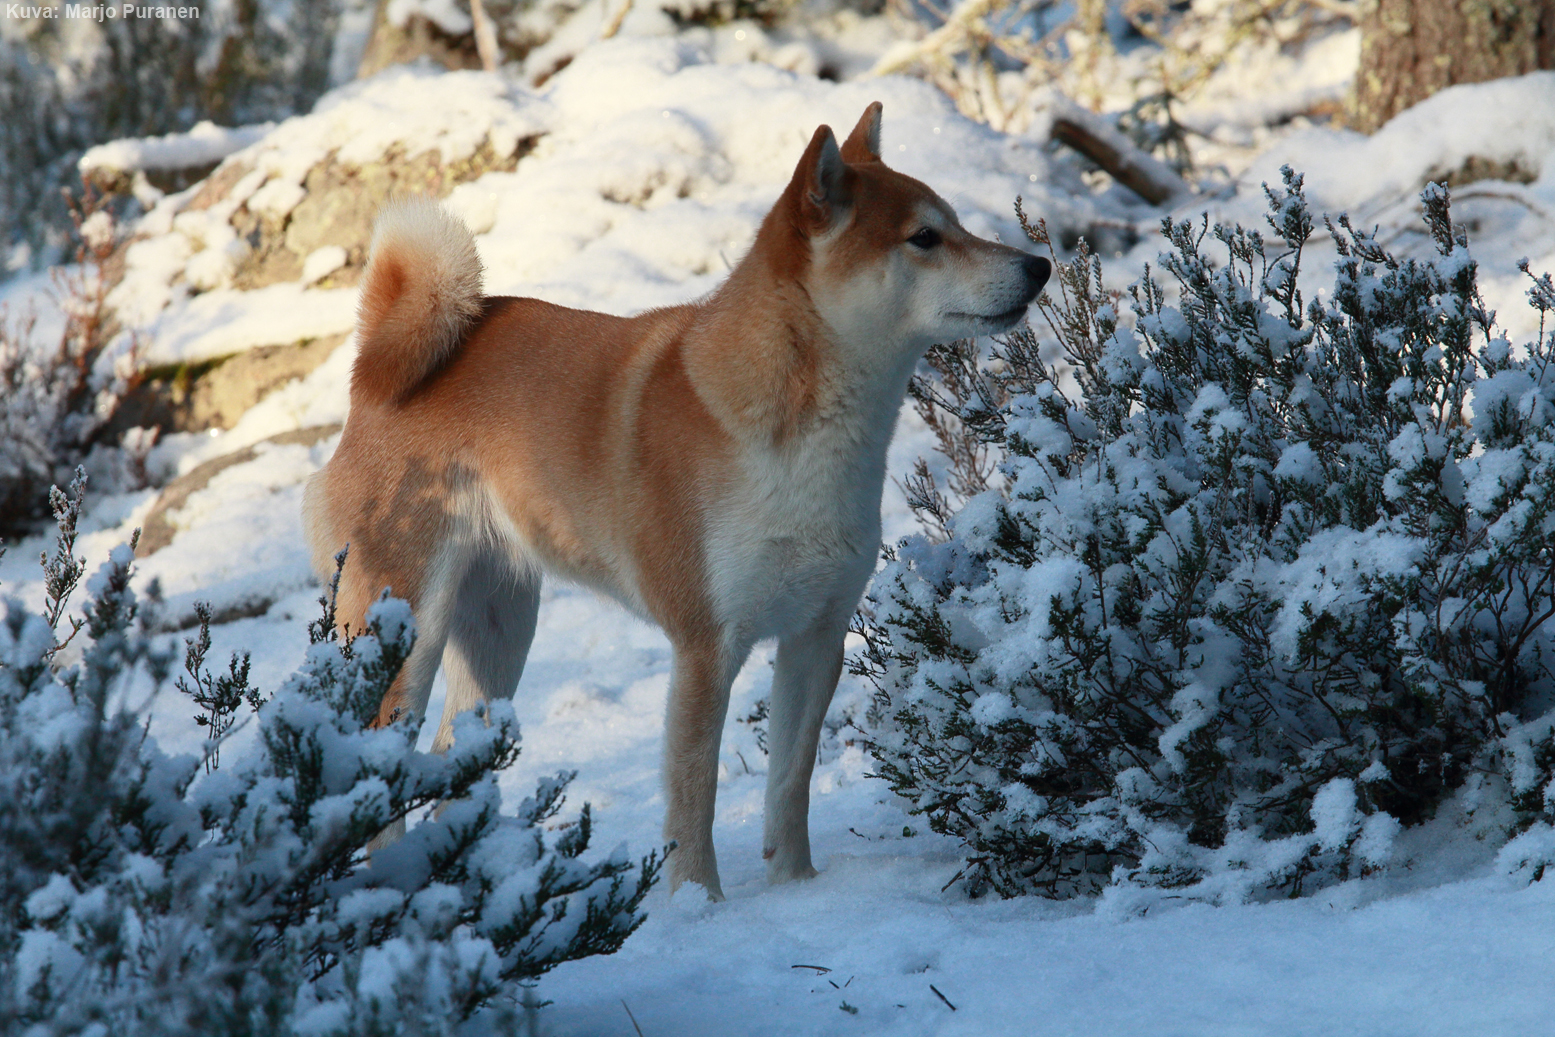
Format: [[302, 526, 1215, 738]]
[[762, 613, 848, 883], [323, 535, 459, 734], [356, 544, 460, 851], [432, 547, 541, 753]]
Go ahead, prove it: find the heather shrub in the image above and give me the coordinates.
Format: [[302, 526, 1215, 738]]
[[0, 189, 152, 540], [858, 170, 1555, 901], [0, 474, 657, 1034]]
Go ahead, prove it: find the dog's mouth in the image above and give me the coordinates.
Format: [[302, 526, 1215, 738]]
[[948, 304, 1031, 328]]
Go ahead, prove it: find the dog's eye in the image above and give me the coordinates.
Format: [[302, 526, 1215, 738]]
[[907, 227, 942, 250]]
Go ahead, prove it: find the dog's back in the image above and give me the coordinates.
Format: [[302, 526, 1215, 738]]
[[306, 201, 735, 727]]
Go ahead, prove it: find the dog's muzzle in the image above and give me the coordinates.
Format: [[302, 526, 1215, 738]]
[[988, 255, 1052, 326]]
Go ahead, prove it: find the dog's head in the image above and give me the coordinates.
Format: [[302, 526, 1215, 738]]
[[777, 103, 1050, 355]]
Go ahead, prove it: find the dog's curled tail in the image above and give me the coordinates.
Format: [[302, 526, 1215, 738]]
[[352, 198, 483, 406]]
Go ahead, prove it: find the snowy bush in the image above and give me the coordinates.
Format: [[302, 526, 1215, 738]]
[[0, 193, 144, 538], [0, 474, 658, 1034], [858, 170, 1555, 901]]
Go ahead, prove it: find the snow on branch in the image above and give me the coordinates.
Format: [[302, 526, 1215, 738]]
[[0, 508, 660, 1033], [860, 170, 1555, 902]]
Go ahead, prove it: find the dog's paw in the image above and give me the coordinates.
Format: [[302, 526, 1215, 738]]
[[764, 850, 820, 884]]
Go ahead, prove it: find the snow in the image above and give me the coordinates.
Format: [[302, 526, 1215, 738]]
[[388, 0, 473, 36], [301, 245, 349, 285], [1310, 778, 1359, 852], [1242, 72, 1555, 216], [78, 121, 275, 177], [142, 282, 360, 366], [1178, 27, 1360, 142], [7, 12, 1555, 1037], [540, 869, 1555, 1037], [1499, 823, 1555, 884], [132, 436, 331, 621]]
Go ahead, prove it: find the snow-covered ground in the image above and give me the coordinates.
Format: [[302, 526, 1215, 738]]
[[6, 13, 1555, 1035]]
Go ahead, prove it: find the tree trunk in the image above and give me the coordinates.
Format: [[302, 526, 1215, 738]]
[[1350, 0, 1555, 133]]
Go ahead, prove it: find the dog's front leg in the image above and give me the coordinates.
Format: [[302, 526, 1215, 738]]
[[762, 614, 847, 883], [662, 639, 739, 900]]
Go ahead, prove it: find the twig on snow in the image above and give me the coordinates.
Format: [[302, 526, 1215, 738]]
[[621, 999, 646, 1037]]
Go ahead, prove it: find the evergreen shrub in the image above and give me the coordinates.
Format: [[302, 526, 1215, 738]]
[[0, 473, 657, 1034], [857, 170, 1555, 900], [0, 193, 143, 538]]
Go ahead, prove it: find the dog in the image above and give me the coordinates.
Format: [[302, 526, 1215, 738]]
[[304, 102, 1050, 899]]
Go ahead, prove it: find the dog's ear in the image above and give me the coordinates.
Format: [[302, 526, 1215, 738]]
[[839, 102, 882, 164], [795, 124, 852, 232]]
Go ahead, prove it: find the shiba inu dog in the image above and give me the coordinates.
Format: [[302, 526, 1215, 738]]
[[304, 103, 1050, 899]]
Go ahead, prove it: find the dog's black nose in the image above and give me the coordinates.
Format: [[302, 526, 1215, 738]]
[[1023, 254, 1052, 298]]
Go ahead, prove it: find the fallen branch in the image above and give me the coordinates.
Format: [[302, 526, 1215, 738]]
[[1047, 95, 1192, 206]]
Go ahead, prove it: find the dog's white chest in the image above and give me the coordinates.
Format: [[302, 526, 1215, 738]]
[[706, 426, 888, 641]]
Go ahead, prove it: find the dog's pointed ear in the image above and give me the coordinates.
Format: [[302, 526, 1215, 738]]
[[796, 124, 852, 232], [839, 102, 882, 164]]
